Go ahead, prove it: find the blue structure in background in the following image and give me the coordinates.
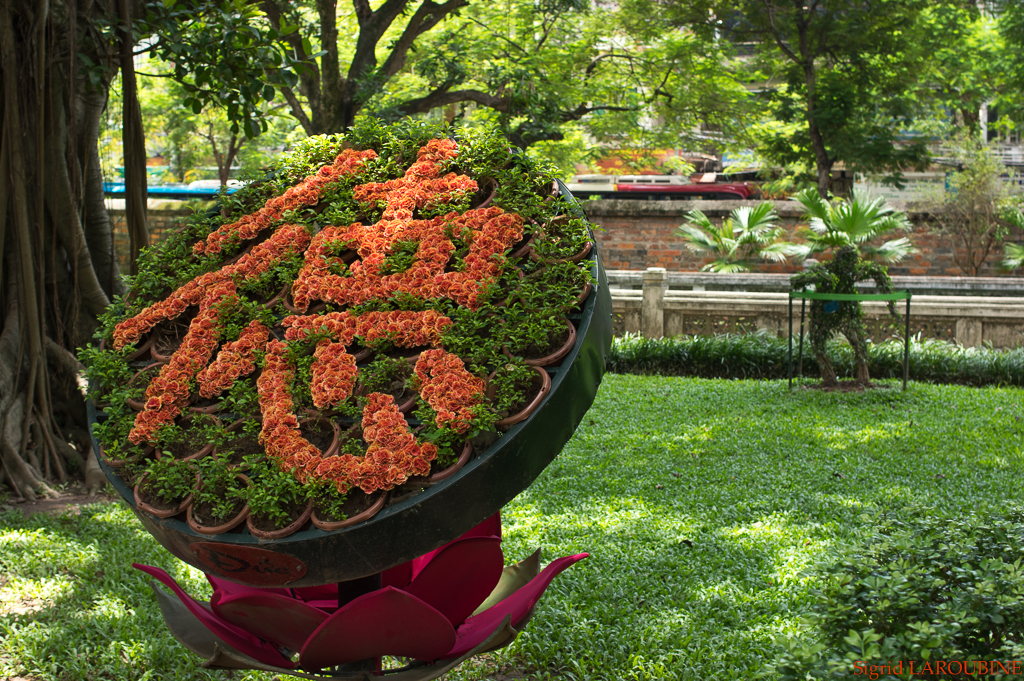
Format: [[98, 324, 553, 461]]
[[103, 182, 237, 200]]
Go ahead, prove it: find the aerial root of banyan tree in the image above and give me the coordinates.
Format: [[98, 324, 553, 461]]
[[1, 0, 140, 500]]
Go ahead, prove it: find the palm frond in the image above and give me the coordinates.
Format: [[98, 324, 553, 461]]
[[675, 223, 733, 254], [862, 237, 917, 264], [1004, 242, 1024, 270], [759, 242, 792, 262]]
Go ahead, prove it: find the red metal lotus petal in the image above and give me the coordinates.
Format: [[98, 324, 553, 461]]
[[299, 586, 456, 670], [381, 560, 412, 589], [206, 573, 291, 599], [384, 512, 502, 589], [405, 536, 504, 628], [132, 563, 295, 669], [445, 553, 588, 659], [211, 590, 330, 652]]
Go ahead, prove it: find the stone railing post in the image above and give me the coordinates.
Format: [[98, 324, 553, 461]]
[[642, 267, 668, 338], [955, 318, 983, 347]]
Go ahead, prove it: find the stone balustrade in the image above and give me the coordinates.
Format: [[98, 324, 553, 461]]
[[613, 267, 1024, 348]]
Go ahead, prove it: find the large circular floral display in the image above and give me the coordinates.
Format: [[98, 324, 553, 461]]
[[85, 122, 604, 561]]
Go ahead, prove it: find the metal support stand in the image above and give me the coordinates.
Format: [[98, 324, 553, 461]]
[[798, 297, 806, 379], [788, 289, 913, 392], [903, 297, 911, 391], [788, 297, 793, 390], [336, 573, 384, 673]]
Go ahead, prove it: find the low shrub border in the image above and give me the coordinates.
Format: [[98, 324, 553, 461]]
[[771, 508, 1024, 680], [608, 332, 1024, 387]]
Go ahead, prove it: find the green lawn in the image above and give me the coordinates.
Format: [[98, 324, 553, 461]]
[[2, 376, 1022, 680]]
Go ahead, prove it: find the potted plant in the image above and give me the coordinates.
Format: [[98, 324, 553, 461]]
[[134, 457, 195, 518], [309, 479, 387, 530], [155, 413, 220, 461], [187, 454, 249, 535], [243, 459, 313, 539]]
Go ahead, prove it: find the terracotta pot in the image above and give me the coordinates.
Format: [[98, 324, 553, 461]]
[[522, 318, 576, 367], [186, 474, 250, 535], [428, 440, 474, 483], [573, 282, 593, 309], [507, 229, 536, 261], [222, 242, 254, 267], [188, 393, 225, 415], [215, 418, 265, 465], [397, 390, 419, 414], [247, 499, 313, 540], [134, 474, 194, 519], [156, 414, 220, 462], [299, 417, 340, 457], [126, 362, 165, 411], [150, 323, 193, 362], [489, 365, 552, 428], [350, 346, 374, 363], [311, 492, 387, 531], [476, 178, 498, 210], [567, 241, 594, 264], [124, 334, 156, 363], [283, 290, 328, 315], [260, 282, 290, 309]]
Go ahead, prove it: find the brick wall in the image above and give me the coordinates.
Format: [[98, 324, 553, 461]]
[[109, 198, 1024, 280], [584, 199, 1024, 278], [108, 201, 210, 272]]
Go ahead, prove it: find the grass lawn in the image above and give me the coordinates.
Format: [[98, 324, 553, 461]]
[[2, 375, 1022, 680]]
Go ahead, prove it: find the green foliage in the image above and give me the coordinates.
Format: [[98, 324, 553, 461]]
[[141, 458, 196, 505], [243, 459, 308, 529], [684, 0, 944, 191], [4, 378, 1024, 680], [676, 202, 789, 273], [926, 131, 1023, 276], [306, 479, 349, 521], [357, 356, 413, 396], [789, 189, 916, 264], [1005, 242, 1024, 270], [608, 331, 1024, 387], [192, 455, 245, 523], [141, 1, 317, 140], [486, 362, 538, 416], [790, 247, 900, 385], [773, 509, 1024, 679]]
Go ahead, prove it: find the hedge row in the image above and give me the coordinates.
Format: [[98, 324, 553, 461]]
[[607, 332, 1024, 386]]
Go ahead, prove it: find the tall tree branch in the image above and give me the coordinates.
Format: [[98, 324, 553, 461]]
[[378, 0, 470, 81], [398, 88, 510, 116], [280, 85, 314, 135]]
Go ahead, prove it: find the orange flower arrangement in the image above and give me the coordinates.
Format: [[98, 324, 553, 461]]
[[282, 310, 452, 348], [289, 207, 522, 311], [414, 349, 487, 433], [257, 339, 437, 494], [113, 223, 311, 350], [195, 149, 377, 256], [128, 280, 236, 444], [103, 134, 569, 497], [196, 320, 269, 398], [310, 340, 357, 409]]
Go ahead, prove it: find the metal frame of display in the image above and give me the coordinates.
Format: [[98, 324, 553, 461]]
[[788, 289, 912, 391]]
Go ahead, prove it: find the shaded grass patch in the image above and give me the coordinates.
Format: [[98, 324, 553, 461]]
[[1, 376, 1022, 680]]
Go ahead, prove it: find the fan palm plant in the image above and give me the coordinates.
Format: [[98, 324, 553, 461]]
[[1004, 242, 1024, 270], [789, 188, 916, 263], [676, 202, 791, 272]]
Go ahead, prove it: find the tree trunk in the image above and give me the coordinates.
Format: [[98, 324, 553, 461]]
[[1, 0, 117, 498]]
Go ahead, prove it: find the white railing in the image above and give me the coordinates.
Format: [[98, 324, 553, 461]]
[[612, 268, 1024, 348]]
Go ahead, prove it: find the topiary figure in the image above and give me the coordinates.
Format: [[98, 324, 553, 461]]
[[790, 245, 899, 387]]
